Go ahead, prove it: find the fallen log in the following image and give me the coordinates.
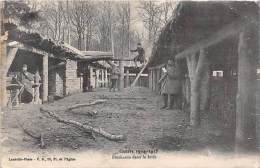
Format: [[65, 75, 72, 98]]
[[40, 108, 126, 142], [69, 110, 98, 116], [67, 99, 107, 111]]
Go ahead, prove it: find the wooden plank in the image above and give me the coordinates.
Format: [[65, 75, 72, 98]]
[[131, 61, 149, 87], [175, 14, 257, 60]]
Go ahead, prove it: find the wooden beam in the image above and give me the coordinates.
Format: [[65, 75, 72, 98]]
[[6, 47, 18, 72], [175, 14, 257, 60]]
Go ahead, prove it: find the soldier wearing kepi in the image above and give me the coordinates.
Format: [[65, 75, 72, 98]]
[[158, 59, 182, 110], [130, 43, 146, 67], [15, 64, 35, 103]]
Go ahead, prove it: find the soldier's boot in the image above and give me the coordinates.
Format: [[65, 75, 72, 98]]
[[160, 94, 168, 109], [166, 95, 174, 110]]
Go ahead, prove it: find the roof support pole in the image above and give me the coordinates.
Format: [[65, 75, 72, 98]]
[[199, 54, 210, 113], [104, 69, 108, 87], [125, 69, 129, 87], [42, 54, 48, 103], [118, 60, 124, 90], [235, 25, 258, 152], [188, 49, 207, 127]]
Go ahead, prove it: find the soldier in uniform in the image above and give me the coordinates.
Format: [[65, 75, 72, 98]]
[[109, 64, 120, 92], [130, 43, 146, 67], [158, 59, 182, 110], [15, 64, 35, 103]]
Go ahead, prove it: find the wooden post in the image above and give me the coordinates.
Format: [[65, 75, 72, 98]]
[[125, 69, 129, 87], [148, 69, 152, 89], [42, 55, 48, 102], [0, 1, 7, 108], [119, 60, 124, 90], [152, 70, 155, 91], [200, 54, 210, 112], [105, 69, 108, 87], [187, 49, 207, 127], [101, 69, 104, 87], [95, 69, 99, 88], [156, 68, 161, 93], [89, 67, 94, 89], [34, 70, 41, 104], [235, 26, 258, 152]]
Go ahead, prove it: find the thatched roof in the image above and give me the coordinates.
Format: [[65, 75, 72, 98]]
[[149, 1, 259, 67]]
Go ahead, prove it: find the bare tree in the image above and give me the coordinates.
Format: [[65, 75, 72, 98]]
[[138, 1, 176, 43]]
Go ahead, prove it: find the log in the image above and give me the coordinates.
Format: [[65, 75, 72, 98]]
[[69, 110, 98, 116], [40, 108, 126, 142], [67, 99, 107, 111]]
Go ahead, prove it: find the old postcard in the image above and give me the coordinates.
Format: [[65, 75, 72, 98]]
[[0, 0, 260, 168]]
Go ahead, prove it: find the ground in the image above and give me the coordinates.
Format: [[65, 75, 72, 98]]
[[1, 87, 234, 155]]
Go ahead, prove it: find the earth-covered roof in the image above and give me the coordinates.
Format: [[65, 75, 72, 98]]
[[149, 1, 259, 67]]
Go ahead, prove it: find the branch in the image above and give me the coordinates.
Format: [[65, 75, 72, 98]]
[[40, 108, 126, 142], [67, 99, 107, 111]]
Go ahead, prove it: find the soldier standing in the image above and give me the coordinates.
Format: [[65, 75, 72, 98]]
[[158, 59, 182, 110]]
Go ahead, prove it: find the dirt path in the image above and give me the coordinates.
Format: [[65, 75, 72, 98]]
[[1, 87, 232, 154]]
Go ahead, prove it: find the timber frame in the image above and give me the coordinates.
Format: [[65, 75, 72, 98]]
[[149, 2, 259, 152]]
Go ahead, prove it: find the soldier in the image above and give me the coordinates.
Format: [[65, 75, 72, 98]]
[[109, 64, 120, 92], [158, 59, 182, 110], [130, 43, 146, 67], [15, 64, 35, 103]]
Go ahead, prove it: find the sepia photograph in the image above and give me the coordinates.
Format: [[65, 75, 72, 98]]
[[0, 0, 260, 167]]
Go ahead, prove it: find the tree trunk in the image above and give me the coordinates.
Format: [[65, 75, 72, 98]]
[[235, 26, 258, 152], [188, 49, 207, 127]]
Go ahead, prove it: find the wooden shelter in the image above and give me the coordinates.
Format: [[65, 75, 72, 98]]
[[148, 1, 259, 152], [0, 1, 113, 106]]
